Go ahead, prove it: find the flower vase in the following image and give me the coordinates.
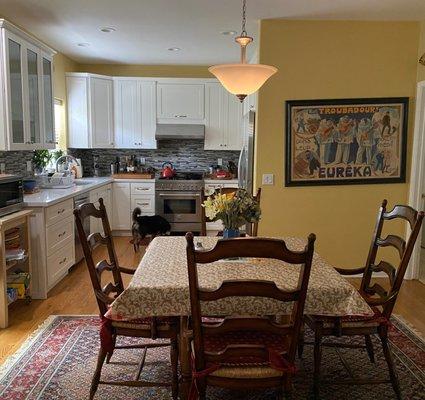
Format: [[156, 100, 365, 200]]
[[223, 228, 240, 239]]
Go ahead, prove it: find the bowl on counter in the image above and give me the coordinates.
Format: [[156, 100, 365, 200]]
[[23, 179, 37, 193]]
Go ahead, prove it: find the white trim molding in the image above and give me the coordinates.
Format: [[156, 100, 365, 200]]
[[406, 80, 425, 279]]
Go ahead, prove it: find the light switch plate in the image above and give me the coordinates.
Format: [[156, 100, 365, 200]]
[[217, 158, 223, 166], [26, 161, 32, 172], [262, 173, 274, 185], [0, 163, 5, 174]]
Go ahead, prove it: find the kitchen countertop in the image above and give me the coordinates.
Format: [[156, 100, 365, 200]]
[[23, 177, 114, 207], [23, 176, 238, 207]]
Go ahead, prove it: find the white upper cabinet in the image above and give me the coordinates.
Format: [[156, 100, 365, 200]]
[[0, 20, 56, 150], [66, 73, 114, 148], [157, 82, 204, 123], [204, 82, 243, 151], [114, 79, 157, 149]]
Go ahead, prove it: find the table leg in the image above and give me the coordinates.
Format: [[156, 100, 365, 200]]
[[179, 316, 191, 400]]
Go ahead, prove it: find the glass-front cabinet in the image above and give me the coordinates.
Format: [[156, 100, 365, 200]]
[[0, 20, 55, 150]]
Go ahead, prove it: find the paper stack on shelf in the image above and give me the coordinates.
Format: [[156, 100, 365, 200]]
[[7, 272, 30, 300], [5, 248, 27, 262]]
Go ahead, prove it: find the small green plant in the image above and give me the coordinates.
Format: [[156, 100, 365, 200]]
[[32, 150, 52, 170], [51, 149, 64, 162]]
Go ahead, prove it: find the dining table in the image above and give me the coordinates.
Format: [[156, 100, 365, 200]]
[[106, 235, 373, 399]]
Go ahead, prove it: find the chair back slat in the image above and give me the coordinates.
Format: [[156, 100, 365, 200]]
[[375, 235, 406, 258], [74, 198, 125, 316], [186, 232, 315, 373], [199, 280, 299, 302], [360, 200, 424, 318], [203, 316, 293, 337]]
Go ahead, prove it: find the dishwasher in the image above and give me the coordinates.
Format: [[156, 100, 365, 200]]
[[74, 193, 91, 264]]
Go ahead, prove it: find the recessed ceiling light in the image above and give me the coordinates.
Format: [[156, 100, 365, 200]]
[[168, 47, 181, 51], [221, 30, 237, 36], [100, 27, 116, 33], [77, 42, 90, 47]]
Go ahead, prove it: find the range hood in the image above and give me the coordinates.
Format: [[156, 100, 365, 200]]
[[155, 124, 205, 140]]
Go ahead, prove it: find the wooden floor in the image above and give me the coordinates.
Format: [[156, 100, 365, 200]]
[[0, 236, 424, 366]]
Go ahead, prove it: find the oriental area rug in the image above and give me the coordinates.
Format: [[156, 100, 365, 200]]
[[0, 315, 424, 399]]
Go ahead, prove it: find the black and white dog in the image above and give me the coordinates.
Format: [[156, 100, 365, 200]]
[[131, 207, 171, 251]]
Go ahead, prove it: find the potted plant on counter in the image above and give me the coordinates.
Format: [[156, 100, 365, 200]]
[[32, 150, 52, 175], [202, 189, 261, 238]]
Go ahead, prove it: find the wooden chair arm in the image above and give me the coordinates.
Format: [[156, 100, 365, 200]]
[[334, 266, 366, 275], [119, 267, 137, 275]]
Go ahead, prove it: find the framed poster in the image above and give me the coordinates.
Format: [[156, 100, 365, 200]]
[[285, 97, 408, 186]]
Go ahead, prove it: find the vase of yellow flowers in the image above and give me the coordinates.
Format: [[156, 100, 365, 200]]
[[202, 189, 261, 238]]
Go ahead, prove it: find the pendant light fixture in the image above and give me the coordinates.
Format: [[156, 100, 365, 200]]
[[209, 0, 277, 102]]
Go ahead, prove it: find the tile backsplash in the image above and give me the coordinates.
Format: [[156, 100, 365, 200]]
[[0, 151, 33, 176], [69, 140, 240, 176]]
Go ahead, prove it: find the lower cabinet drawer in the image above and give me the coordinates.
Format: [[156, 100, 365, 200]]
[[47, 243, 75, 289], [131, 195, 155, 214], [46, 215, 74, 257]]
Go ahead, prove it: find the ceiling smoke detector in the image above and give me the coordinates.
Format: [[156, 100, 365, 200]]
[[77, 42, 90, 47], [168, 47, 181, 51]]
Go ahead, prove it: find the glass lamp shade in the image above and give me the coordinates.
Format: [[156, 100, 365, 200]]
[[209, 63, 277, 100]]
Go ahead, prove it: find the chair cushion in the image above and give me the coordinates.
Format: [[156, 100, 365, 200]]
[[201, 330, 293, 379], [307, 307, 385, 329]]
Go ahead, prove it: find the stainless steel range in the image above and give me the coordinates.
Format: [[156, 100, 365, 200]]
[[155, 172, 204, 233]]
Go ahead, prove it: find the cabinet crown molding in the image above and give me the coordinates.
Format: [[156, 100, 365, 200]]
[[0, 19, 56, 56]]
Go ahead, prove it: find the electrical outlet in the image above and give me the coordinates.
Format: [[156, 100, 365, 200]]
[[262, 173, 274, 185], [139, 157, 146, 165], [217, 158, 223, 166], [26, 161, 32, 172], [0, 163, 5, 174]]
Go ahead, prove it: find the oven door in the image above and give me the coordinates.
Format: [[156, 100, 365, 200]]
[[156, 191, 202, 224]]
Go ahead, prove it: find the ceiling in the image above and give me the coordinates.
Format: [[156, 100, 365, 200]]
[[0, 0, 424, 65]]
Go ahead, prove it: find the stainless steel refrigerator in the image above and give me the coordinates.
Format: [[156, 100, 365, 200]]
[[238, 110, 255, 195]]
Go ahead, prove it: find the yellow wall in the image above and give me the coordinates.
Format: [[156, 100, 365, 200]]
[[53, 53, 79, 149], [256, 20, 419, 268], [418, 21, 425, 82], [76, 64, 212, 78]]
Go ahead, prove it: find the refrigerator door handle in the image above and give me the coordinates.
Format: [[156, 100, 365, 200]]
[[238, 146, 246, 188]]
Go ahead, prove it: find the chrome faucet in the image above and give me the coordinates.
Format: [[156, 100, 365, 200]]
[[56, 155, 81, 174]]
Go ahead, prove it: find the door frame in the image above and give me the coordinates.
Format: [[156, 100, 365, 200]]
[[407, 80, 425, 279]]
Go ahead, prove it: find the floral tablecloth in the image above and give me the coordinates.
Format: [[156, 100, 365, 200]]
[[106, 236, 373, 320]]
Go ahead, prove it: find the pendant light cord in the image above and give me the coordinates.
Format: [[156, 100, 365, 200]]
[[241, 0, 247, 37]]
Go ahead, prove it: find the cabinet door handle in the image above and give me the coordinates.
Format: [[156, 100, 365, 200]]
[[137, 202, 150, 206], [58, 231, 66, 238], [174, 115, 187, 118], [59, 257, 67, 265], [57, 208, 65, 214], [136, 187, 150, 191]]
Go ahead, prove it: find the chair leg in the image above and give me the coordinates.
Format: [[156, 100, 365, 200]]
[[298, 327, 305, 359], [379, 328, 402, 400], [313, 325, 323, 399], [105, 334, 116, 364], [170, 338, 179, 400], [90, 346, 108, 400], [364, 334, 375, 363]]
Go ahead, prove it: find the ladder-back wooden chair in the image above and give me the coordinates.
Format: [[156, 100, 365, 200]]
[[303, 200, 424, 399], [74, 198, 179, 400], [186, 232, 316, 399], [200, 187, 262, 236]]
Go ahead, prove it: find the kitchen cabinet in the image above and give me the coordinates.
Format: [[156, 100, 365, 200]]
[[157, 81, 204, 123], [114, 79, 157, 149], [66, 73, 114, 148], [112, 182, 131, 230], [0, 20, 56, 150], [204, 83, 243, 151], [89, 184, 113, 234], [29, 198, 75, 299], [112, 180, 156, 232]]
